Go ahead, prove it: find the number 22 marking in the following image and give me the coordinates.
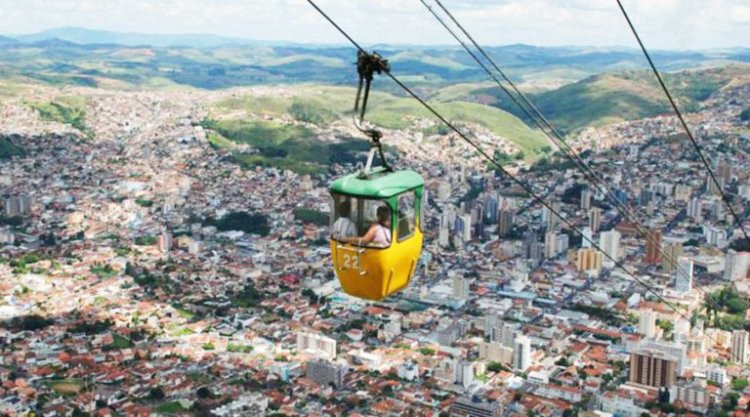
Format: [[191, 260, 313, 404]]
[[342, 254, 359, 270]]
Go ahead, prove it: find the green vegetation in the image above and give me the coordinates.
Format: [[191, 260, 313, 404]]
[[487, 362, 509, 373], [90, 263, 116, 279], [740, 108, 750, 121], [70, 319, 113, 335], [656, 319, 674, 333], [206, 211, 270, 236], [202, 117, 370, 174], [0, 137, 24, 159], [501, 73, 670, 134], [171, 304, 195, 320], [134, 235, 157, 246], [289, 101, 336, 125], [172, 327, 195, 337], [704, 286, 750, 330], [154, 401, 188, 414], [227, 344, 254, 353], [202, 343, 215, 350], [232, 283, 264, 308], [419, 347, 436, 356], [135, 198, 153, 207], [109, 333, 133, 349], [571, 303, 621, 326], [732, 378, 748, 391], [293, 208, 328, 226], [207, 131, 236, 149], [29, 96, 94, 138], [5, 314, 55, 331]]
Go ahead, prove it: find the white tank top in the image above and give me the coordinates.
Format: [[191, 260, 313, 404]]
[[372, 224, 391, 247]]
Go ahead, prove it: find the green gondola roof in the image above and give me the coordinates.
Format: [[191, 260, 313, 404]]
[[330, 168, 424, 199]]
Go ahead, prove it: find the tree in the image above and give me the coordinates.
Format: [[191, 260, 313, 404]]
[[740, 108, 750, 121], [732, 378, 748, 392], [197, 386, 213, 399], [149, 387, 165, 400], [214, 211, 270, 236]]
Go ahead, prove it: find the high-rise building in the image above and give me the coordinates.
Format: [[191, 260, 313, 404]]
[[542, 202, 562, 231], [306, 359, 347, 387], [688, 198, 703, 221], [673, 381, 710, 413], [158, 230, 173, 253], [662, 244, 684, 273], [706, 175, 723, 195], [724, 249, 750, 281], [452, 273, 469, 300], [674, 184, 691, 202], [544, 231, 558, 259], [588, 207, 602, 233], [644, 229, 662, 264], [629, 349, 678, 388], [495, 322, 516, 348], [674, 257, 694, 294], [456, 360, 475, 387], [498, 209, 514, 237], [478, 341, 513, 364], [581, 226, 593, 248], [523, 233, 543, 264], [485, 196, 499, 224], [297, 332, 337, 360], [639, 309, 657, 338], [704, 226, 728, 248], [484, 314, 499, 339], [576, 248, 602, 273], [717, 160, 732, 185], [731, 330, 749, 364], [599, 230, 621, 268], [3, 195, 31, 217], [635, 339, 688, 374], [555, 234, 569, 254], [513, 335, 531, 371], [461, 213, 473, 241], [580, 188, 591, 210], [450, 396, 503, 417], [439, 226, 450, 248]]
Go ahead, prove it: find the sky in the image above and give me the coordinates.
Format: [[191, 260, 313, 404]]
[[0, 0, 747, 50]]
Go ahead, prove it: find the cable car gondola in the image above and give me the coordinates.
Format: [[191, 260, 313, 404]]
[[329, 52, 425, 301]]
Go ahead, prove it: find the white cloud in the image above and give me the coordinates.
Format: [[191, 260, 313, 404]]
[[0, 0, 744, 49]]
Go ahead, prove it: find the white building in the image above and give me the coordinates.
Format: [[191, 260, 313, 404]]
[[688, 197, 703, 221], [297, 332, 337, 360], [674, 257, 694, 294], [639, 309, 656, 338], [513, 335, 531, 371], [731, 330, 749, 364], [724, 250, 750, 281], [599, 230, 621, 268]]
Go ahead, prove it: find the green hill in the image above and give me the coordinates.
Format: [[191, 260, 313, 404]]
[[457, 65, 749, 135], [211, 86, 548, 159]]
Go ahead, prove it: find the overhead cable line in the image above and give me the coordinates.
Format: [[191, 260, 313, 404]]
[[616, 0, 750, 246], [305, 0, 696, 324], [423, 0, 738, 322], [421, 0, 689, 280]]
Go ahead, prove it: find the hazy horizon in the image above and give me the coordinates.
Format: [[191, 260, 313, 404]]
[[0, 0, 747, 50]]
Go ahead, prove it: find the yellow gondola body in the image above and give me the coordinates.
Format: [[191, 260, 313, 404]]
[[329, 168, 425, 300]]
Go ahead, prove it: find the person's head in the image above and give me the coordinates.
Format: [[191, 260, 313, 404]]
[[376, 205, 391, 226], [339, 200, 351, 218]]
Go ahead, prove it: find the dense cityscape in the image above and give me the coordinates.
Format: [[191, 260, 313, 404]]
[[1, 54, 750, 417]]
